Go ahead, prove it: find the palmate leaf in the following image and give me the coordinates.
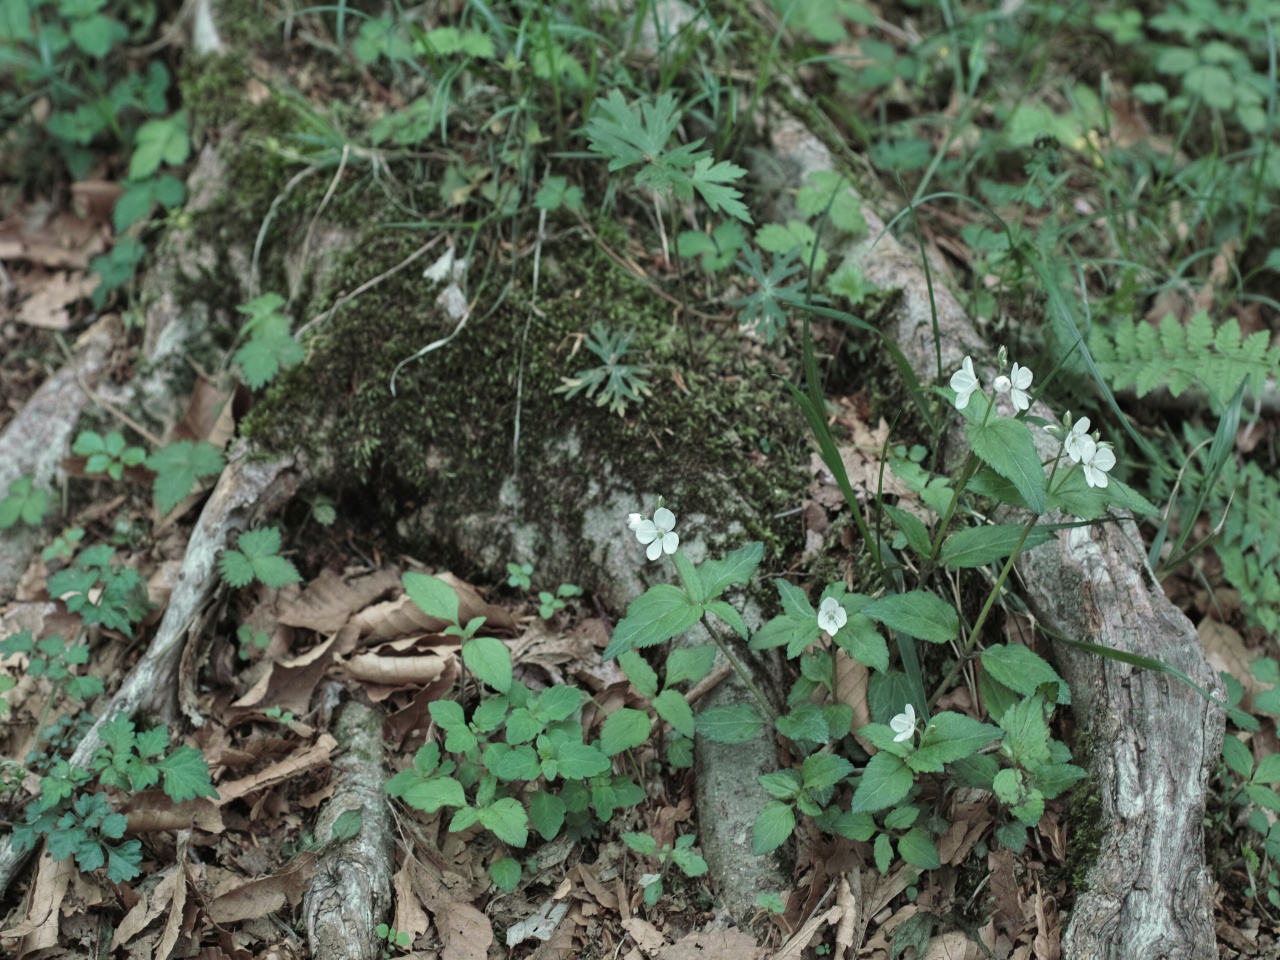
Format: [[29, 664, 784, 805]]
[[147, 440, 226, 512]]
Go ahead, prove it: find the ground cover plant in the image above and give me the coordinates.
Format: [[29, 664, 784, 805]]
[[1, 0, 1280, 957]]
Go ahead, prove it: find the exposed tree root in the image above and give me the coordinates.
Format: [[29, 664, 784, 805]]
[[302, 696, 395, 960], [763, 114, 1222, 959]]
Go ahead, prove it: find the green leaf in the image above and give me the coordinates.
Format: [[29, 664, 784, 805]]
[[802, 753, 855, 791], [759, 770, 802, 800], [695, 704, 763, 743], [873, 832, 893, 873], [776, 702, 830, 744], [402, 777, 466, 813], [1029, 763, 1086, 799], [834, 615, 889, 672], [463, 636, 512, 693], [896, 827, 940, 869], [966, 418, 1047, 513], [653, 689, 695, 738], [670, 550, 704, 604], [604, 584, 703, 659], [553, 741, 610, 780], [538, 685, 582, 722], [851, 751, 913, 813], [883, 504, 932, 557], [622, 832, 657, 855], [156, 746, 218, 802], [704, 600, 748, 639], [1222, 735, 1254, 779], [751, 800, 795, 855], [999, 695, 1052, 768], [527, 791, 566, 841], [909, 712, 1002, 773], [489, 856, 522, 892], [403, 572, 459, 623], [106, 840, 143, 882], [864, 592, 959, 643], [668, 844, 708, 877], [147, 441, 225, 512], [665, 645, 716, 687], [477, 797, 528, 847], [618, 649, 658, 698], [981, 644, 1071, 705], [129, 114, 190, 180], [1253, 753, 1280, 784], [939, 523, 1056, 568], [600, 709, 651, 756]]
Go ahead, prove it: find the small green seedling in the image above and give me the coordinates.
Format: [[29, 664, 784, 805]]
[[237, 624, 271, 660], [555, 324, 652, 417], [0, 476, 51, 529], [265, 706, 295, 724], [506, 562, 533, 591], [43, 527, 86, 563], [375, 923, 412, 958], [538, 583, 583, 619], [621, 831, 708, 906], [233, 294, 305, 389], [72, 430, 146, 481], [219, 527, 303, 589], [0, 630, 103, 702]]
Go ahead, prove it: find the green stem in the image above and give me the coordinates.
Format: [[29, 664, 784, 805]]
[[702, 615, 778, 724], [928, 513, 1038, 709]]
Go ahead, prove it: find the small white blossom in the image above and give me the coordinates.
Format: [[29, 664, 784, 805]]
[[817, 596, 847, 636], [627, 513, 643, 531], [635, 506, 679, 560], [1080, 441, 1117, 489], [949, 356, 980, 410], [890, 703, 917, 743], [1063, 416, 1092, 463], [994, 361, 1034, 411]]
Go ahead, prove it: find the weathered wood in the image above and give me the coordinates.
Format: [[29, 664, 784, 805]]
[[303, 697, 395, 960]]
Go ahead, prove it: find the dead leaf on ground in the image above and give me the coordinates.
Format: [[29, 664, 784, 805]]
[[206, 853, 317, 924]]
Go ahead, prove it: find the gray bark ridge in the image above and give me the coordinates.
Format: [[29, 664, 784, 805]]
[[763, 113, 1222, 959]]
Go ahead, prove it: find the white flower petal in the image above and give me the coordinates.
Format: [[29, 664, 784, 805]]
[[653, 507, 676, 533], [889, 703, 917, 743], [635, 520, 659, 544], [627, 513, 644, 531], [1010, 362, 1033, 390], [646, 539, 663, 561], [660, 531, 679, 555], [818, 597, 847, 635], [993, 375, 1011, 394]]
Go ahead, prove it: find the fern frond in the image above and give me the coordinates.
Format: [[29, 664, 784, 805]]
[[1090, 310, 1279, 411]]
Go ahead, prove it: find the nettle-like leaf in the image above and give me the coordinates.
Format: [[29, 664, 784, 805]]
[[219, 527, 302, 589], [233, 294, 304, 389], [147, 441, 225, 512]]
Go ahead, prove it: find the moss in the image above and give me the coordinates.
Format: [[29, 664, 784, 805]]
[[244, 230, 811, 593], [1062, 734, 1105, 901]]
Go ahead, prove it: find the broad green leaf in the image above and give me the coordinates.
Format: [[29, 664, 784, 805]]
[[1222, 735, 1254, 779], [600, 708, 651, 756], [653, 689, 695, 738], [982, 644, 1071, 705], [851, 751, 913, 813], [939, 524, 1056, 568], [463, 636, 512, 693], [147, 441, 225, 512], [538, 685, 583, 722], [527, 791, 566, 840], [752, 800, 795, 855], [604, 585, 702, 659], [129, 114, 189, 180], [671, 551, 705, 604], [999, 695, 1052, 767], [883, 504, 932, 557], [403, 572, 459, 623], [864, 592, 959, 643], [897, 828, 940, 869], [668, 845, 708, 877], [554, 742, 610, 780], [489, 856, 521, 892], [776, 702, 829, 744], [1253, 753, 1280, 784], [618, 649, 658, 698], [873, 832, 893, 873], [759, 770, 802, 800], [966, 418, 1047, 513], [695, 704, 763, 743], [156, 746, 218, 802], [478, 797, 528, 847], [1030, 763, 1086, 799], [665, 645, 716, 687], [776, 578, 815, 619], [697, 541, 763, 597], [704, 600, 748, 639], [622, 832, 658, 855], [909, 712, 1002, 773], [834, 616, 889, 672], [402, 777, 466, 813], [801, 753, 854, 791]]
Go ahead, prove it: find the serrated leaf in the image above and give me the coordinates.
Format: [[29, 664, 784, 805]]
[[403, 572, 459, 623], [653, 689, 695, 738], [851, 750, 913, 813], [966, 418, 1047, 513], [489, 856, 522, 892], [604, 584, 702, 659], [618, 649, 658, 698], [776, 702, 829, 744], [759, 770, 803, 800], [704, 599, 748, 639], [622, 832, 657, 855], [665, 645, 716, 687], [147, 441, 225, 512], [909, 712, 1002, 773], [157, 745, 218, 802], [250, 554, 302, 588], [752, 800, 795, 855], [218, 551, 256, 587], [801, 753, 854, 791], [527, 791, 566, 841], [940, 524, 1056, 568], [601, 708, 651, 756], [478, 797, 528, 847], [697, 541, 763, 597], [695, 704, 763, 743], [873, 832, 893, 873], [864, 592, 959, 643], [1222, 735, 1254, 779], [897, 827, 940, 869], [1253, 753, 1280, 784], [981, 644, 1071, 705], [883, 504, 932, 557], [538, 685, 582, 722], [403, 777, 466, 813], [463, 636, 512, 693]]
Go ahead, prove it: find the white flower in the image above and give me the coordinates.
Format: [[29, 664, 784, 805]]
[[635, 506, 679, 560], [993, 361, 1033, 411], [1063, 416, 1092, 463], [627, 513, 643, 531], [817, 596, 847, 636], [949, 356, 980, 410], [890, 703, 917, 743], [1081, 441, 1117, 489]]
